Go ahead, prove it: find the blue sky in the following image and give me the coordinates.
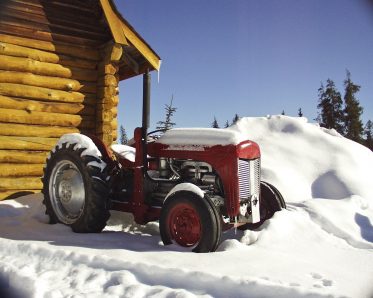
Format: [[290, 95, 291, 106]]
[[114, 0, 373, 137]]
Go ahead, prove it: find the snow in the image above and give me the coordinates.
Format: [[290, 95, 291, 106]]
[[1, 115, 373, 298], [165, 183, 205, 200], [156, 128, 246, 146], [54, 133, 107, 172], [111, 144, 136, 162]]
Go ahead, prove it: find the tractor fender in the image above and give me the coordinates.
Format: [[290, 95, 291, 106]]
[[53, 133, 118, 172], [165, 183, 204, 201], [54, 133, 108, 171]]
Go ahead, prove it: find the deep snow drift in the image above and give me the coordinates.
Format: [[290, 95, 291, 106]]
[[1, 116, 373, 298]]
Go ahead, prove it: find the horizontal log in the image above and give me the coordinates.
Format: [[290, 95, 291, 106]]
[[0, 33, 100, 60], [0, 163, 44, 177], [0, 136, 58, 151], [0, 9, 108, 41], [0, 177, 43, 190], [101, 42, 123, 62], [0, 55, 98, 82], [97, 74, 119, 87], [96, 119, 118, 134], [0, 190, 40, 200], [0, 107, 95, 128], [97, 86, 119, 99], [0, 2, 106, 34], [0, 70, 97, 94], [0, 70, 83, 92], [97, 133, 116, 141], [98, 62, 119, 75], [0, 20, 103, 48], [0, 122, 80, 138], [0, 95, 95, 115], [111, 118, 118, 130], [96, 111, 113, 123], [0, 83, 96, 105], [0, 41, 97, 69], [96, 106, 119, 123], [0, 149, 48, 163], [98, 95, 119, 106], [99, 134, 113, 147]]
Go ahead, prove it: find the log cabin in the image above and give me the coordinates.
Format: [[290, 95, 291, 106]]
[[0, 0, 161, 200]]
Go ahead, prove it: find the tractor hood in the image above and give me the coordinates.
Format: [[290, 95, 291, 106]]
[[148, 128, 260, 160]]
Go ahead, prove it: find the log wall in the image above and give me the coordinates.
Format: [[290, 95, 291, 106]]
[[0, 0, 119, 200]]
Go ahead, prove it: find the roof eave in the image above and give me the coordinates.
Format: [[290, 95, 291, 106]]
[[99, 0, 161, 73]]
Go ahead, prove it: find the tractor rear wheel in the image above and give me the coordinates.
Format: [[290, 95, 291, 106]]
[[239, 181, 285, 230], [160, 191, 222, 253], [42, 142, 110, 233]]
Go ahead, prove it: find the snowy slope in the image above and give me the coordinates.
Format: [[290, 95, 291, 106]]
[[1, 116, 373, 298]]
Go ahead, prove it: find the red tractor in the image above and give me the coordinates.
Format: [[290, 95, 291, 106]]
[[42, 71, 285, 253]]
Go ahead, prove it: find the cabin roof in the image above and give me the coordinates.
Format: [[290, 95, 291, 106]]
[[100, 0, 161, 79]]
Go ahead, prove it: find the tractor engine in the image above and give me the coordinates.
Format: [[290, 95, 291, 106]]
[[148, 158, 223, 204]]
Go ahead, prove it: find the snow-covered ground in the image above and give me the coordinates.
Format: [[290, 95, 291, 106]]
[[1, 116, 373, 298]]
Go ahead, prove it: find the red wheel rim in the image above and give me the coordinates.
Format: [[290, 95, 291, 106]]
[[168, 203, 202, 247]]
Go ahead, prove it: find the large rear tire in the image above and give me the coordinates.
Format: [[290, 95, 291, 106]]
[[159, 191, 222, 253], [42, 142, 110, 233], [239, 181, 285, 230]]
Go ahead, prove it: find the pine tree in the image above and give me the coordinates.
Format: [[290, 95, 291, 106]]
[[232, 113, 240, 124], [343, 70, 363, 142], [316, 79, 344, 134], [119, 125, 128, 145], [156, 96, 177, 132], [364, 120, 373, 150], [212, 116, 219, 128], [224, 120, 230, 128], [298, 108, 303, 117], [281, 110, 285, 115]]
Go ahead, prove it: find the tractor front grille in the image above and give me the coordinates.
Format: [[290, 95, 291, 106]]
[[238, 158, 260, 200]]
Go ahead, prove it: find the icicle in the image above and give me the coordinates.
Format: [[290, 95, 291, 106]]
[[157, 60, 162, 83]]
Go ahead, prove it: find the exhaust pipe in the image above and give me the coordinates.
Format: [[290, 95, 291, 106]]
[[142, 69, 150, 172], [142, 69, 151, 138]]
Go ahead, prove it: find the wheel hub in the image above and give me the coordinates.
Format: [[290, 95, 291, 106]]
[[59, 180, 73, 203], [169, 203, 201, 247], [49, 160, 85, 224]]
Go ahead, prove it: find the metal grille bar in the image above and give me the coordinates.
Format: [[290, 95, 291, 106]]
[[238, 158, 260, 200]]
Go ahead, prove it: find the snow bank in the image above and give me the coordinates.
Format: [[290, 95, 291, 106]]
[[1, 116, 373, 298], [228, 116, 373, 202]]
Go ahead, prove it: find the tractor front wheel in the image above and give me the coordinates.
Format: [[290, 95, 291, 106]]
[[160, 191, 221, 253]]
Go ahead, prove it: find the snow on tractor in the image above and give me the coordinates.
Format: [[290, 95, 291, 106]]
[[42, 71, 285, 253]]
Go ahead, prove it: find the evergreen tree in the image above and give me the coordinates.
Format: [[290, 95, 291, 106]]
[[224, 120, 230, 128], [316, 79, 344, 134], [281, 110, 285, 115], [298, 108, 303, 117], [232, 113, 240, 124], [343, 70, 363, 142], [212, 116, 219, 128], [156, 96, 177, 132], [364, 120, 373, 150], [119, 125, 128, 145]]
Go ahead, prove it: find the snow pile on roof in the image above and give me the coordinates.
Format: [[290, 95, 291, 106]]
[[1, 116, 373, 298]]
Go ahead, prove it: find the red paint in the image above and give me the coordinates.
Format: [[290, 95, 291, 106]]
[[106, 128, 260, 223], [167, 203, 202, 247]]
